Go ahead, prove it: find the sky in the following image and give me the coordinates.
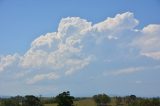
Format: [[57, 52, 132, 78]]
[[0, 0, 160, 97]]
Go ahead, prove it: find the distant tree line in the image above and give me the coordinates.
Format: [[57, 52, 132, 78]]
[[114, 95, 160, 106], [0, 95, 43, 106], [0, 92, 160, 106]]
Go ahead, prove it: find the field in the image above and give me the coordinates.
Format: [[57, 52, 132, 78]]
[[44, 98, 117, 106], [44, 99, 97, 106]]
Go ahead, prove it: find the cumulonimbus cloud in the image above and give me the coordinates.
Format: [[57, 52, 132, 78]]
[[0, 12, 160, 84]]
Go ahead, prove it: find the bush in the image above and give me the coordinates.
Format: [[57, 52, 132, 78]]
[[22, 95, 43, 106], [55, 91, 75, 106], [93, 93, 111, 106]]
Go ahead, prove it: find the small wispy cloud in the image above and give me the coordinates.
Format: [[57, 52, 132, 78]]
[[103, 67, 144, 76], [27, 72, 59, 84], [135, 80, 142, 84]]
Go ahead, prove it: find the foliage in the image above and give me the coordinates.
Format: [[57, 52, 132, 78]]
[[114, 96, 160, 106], [41, 97, 56, 104], [0, 93, 160, 106], [115, 96, 123, 105], [22, 95, 43, 106], [55, 91, 74, 106], [125, 95, 137, 105], [93, 93, 111, 106], [1, 99, 20, 106]]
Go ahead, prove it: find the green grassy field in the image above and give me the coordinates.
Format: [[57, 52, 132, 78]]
[[45, 103, 57, 106], [74, 99, 96, 106], [44, 99, 96, 106], [44, 98, 120, 106]]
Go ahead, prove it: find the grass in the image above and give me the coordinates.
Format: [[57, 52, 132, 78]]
[[44, 98, 96, 106], [74, 99, 96, 106], [44, 98, 121, 106], [44, 103, 57, 106]]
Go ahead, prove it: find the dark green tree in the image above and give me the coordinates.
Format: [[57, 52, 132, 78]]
[[152, 98, 160, 106], [55, 91, 74, 106], [115, 96, 123, 106], [22, 95, 43, 106], [93, 93, 111, 106], [1, 99, 20, 106], [139, 99, 152, 106], [125, 95, 137, 106]]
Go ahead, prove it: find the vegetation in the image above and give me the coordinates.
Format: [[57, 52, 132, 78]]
[[0, 98, 20, 106], [55, 91, 74, 106], [22, 95, 43, 106], [0, 95, 43, 106], [93, 93, 111, 106], [0, 96, 22, 106], [0, 92, 160, 106], [114, 95, 160, 106]]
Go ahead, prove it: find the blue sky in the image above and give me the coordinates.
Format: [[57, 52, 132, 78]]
[[0, 0, 160, 97]]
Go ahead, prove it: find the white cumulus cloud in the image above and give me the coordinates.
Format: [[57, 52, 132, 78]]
[[0, 54, 20, 72], [0, 12, 160, 85], [133, 24, 160, 59]]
